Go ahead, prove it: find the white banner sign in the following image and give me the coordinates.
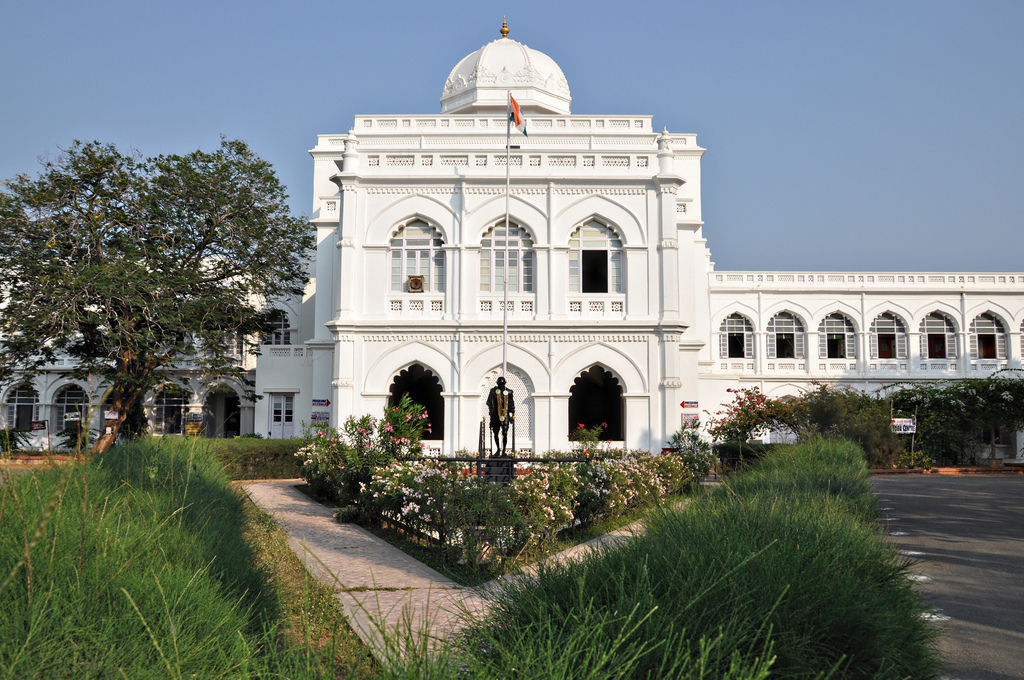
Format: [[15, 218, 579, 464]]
[[891, 418, 916, 434]]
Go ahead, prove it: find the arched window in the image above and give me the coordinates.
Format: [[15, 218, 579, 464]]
[[4, 385, 38, 431], [153, 387, 188, 435], [54, 385, 88, 431], [390, 220, 444, 292], [818, 313, 856, 359], [480, 223, 535, 292], [869, 313, 907, 359], [970, 313, 1006, 359], [262, 310, 293, 345], [719, 314, 753, 359], [766, 312, 805, 359], [920, 313, 957, 359], [568, 220, 622, 294]]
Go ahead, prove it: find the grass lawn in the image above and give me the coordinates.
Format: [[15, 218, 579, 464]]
[[0, 439, 379, 678]]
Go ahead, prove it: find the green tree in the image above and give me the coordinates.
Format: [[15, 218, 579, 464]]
[[0, 139, 313, 453], [888, 371, 1024, 465]]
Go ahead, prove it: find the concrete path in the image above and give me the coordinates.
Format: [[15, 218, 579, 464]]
[[872, 476, 1024, 680], [242, 480, 645, 666]]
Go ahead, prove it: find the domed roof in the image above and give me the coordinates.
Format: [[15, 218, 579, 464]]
[[440, 22, 571, 115]]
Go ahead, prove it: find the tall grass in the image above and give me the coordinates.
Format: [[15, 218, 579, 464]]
[[0, 438, 363, 678], [384, 439, 940, 679]]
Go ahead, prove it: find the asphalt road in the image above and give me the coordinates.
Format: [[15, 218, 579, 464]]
[[872, 475, 1024, 680]]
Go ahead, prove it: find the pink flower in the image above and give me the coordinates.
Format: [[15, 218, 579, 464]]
[[384, 423, 394, 432]]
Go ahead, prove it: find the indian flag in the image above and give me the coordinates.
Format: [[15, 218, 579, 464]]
[[509, 95, 527, 136]]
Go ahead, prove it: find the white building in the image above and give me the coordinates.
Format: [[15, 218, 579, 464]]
[[249, 25, 1024, 460], [7, 26, 1024, 460]]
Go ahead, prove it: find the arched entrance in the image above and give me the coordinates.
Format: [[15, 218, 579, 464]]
[[478, 367, 535, 451], [568, 366, 623, 441], [388, 364, 443, 441], [203, 386, 241, 438]]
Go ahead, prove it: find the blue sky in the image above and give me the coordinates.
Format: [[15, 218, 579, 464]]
[[2, 1, 1021, 271]]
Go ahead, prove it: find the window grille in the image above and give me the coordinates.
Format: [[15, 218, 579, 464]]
[[54, 385, 88, 430], [869, 313, 907, 359], [262, 315, 293, 345], [4, 386, 38, 430], [719, 314, 754, 359], [970, 313, 1006, 359], [480, 223, 535, 293], [390, 220, 445, 292], [920, 313, 957, 359], [766, 313, 805, 359], [568, 220, 623, 294], [818, 314, 856, 359]]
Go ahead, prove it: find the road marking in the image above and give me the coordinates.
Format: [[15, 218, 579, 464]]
[[889, 531, 909, 536], [923, 611, 951, 622], [909, 574, 933, 583], [901, 550, 925, 557]]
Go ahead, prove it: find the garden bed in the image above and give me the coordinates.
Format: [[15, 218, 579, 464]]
[[386, 439, 942, 679]]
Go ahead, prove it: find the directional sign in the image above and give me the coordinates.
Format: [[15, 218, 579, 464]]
[[891, 418, 916, 434], [681, 401, 699, 409], [312, 398, 331, 407]]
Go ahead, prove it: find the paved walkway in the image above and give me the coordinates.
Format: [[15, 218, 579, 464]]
[[872, 476, 1024, 680], [243, 480, 643, 666]]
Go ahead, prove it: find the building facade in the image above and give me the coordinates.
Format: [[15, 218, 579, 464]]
[[248, 28, 1024, 460], [6, 28, 1024, 460]]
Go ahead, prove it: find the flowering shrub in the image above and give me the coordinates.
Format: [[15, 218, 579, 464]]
[[504, 464, 579, 549], [706, 387, 794, 444], [568, 422, 607, 456], [294, 428, 349, 501], [378, 394, 431, 460], [296, 394, 429, 503]]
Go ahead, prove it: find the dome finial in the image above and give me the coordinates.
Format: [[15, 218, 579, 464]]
[[500, 18, 509, 39]]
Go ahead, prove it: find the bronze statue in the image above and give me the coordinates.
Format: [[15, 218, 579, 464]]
[[486, 376, 515, 456]]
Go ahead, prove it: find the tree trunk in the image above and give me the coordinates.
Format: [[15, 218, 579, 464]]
[[90, 388, 139, 454], [988, 424, 1000, 467]]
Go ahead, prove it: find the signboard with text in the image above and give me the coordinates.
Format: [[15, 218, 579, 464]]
[[681, 401, 699, 409], [312, 398, 331, 407], [891, 418, 916, 434], [30, 420, 48, 431], [310, 411, 331, 424], [681, 413, 700, 425]]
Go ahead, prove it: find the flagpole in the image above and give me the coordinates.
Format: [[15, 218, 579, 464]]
[[503, 90, 511, 380]]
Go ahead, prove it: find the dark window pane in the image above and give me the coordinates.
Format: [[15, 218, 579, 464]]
[[581, 250, 608, 293], [979, 335, 997, 359], [878, 334, 895, 359], [927, 334, 946, 359], [776, 333, 795, 359], [727, 333, 745, 358], [826, 334, 845, 359]]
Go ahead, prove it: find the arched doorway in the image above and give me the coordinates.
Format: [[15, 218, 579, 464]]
[[478, 367, 535, 451], [388, 364, 443, 441], [568, 366, 623, 441], [203, 386, 241, 438]]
